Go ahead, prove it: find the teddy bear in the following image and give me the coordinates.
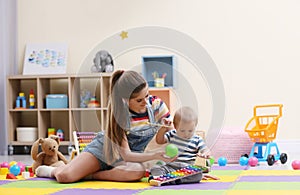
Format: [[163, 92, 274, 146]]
[[31, 135, 68, 173], [91, 50, 114, 73]]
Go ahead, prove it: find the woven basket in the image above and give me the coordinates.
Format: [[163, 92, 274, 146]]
[[210, 129, 253, 164]]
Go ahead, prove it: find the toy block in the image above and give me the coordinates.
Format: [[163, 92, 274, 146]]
[[25, 166, 33, 173], [6, 173, 17, 179], [194, 156, 206, 167], [22, 171, 30, 179], [194, 156, 210, 173], [144, 170, 150, 177], [0, 168, 9, 175]]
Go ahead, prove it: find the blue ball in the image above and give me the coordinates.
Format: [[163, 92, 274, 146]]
[[239, 156, 249, 166], [9, 164, 21, 176], [218, 157, 227, 166]]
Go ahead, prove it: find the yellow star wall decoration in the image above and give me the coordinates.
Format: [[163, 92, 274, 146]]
[[120, 31, 128, 40]]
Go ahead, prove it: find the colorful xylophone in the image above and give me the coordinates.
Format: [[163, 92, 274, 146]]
[[149, 165, 204, 186]]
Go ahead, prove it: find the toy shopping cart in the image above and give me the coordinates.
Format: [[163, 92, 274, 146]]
[[244, 104, 287, 166]]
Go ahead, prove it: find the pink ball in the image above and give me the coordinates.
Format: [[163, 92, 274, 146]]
[[0, 162, 9, 168], [292, 160, 300, 170], [248, 157, 258, 167], [17, 162, 25, 172]]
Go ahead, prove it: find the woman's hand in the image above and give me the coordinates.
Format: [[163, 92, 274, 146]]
[[153, 151, 177, 163]]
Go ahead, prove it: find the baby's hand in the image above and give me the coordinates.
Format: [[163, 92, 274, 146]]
[[162, 118, 173, 129], [197, 153, 210, 159]]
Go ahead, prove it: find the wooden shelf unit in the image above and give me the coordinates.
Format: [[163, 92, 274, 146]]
[[6, 73, 112, 147], [149, 88, 170, 109]]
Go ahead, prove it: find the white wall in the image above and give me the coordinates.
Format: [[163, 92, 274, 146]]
[[17, 0, 300, 141]]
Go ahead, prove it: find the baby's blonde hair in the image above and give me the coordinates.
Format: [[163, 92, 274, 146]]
[[173, 106, 198, 128]]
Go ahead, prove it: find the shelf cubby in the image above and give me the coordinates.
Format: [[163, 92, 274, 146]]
[[7, 73, 112, 149]]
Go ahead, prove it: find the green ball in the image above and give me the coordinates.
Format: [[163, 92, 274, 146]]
[[209, 156, 215, 165], [165, 144, 178, 158], [156, 160, 166, 165]]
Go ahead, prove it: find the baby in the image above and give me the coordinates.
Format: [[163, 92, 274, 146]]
[[150, 106, 210, 184]]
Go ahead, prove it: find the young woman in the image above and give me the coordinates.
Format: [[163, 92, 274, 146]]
[[36, 70, 175, 183]]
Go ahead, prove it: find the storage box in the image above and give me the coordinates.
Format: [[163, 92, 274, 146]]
[[16, 127, 37, 142], [46, 94, 68, 108]]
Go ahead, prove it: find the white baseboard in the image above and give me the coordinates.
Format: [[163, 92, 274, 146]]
[[276, 139, 300, 156]]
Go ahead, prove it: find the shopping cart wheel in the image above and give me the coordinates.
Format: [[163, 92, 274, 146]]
[[280, 153, 288, 164], [267, 154, 275, 166]]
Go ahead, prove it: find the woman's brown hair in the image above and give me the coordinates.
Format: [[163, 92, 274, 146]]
[[104, 70, 147, 164]]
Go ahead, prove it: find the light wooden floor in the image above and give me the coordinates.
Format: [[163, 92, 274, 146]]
[[0, 155, 72, 166]]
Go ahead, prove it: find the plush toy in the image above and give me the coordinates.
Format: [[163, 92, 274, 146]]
[[80, 90, 92, 108], [31, 135, 68, 173], [91, 50, 114, 73]]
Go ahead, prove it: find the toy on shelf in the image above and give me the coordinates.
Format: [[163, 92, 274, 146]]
[[29, 89, 35, 109], [56, 129, 64, 141], [71, 131, 97, 159], [15, 92, 26, 109], [244, 104, 288, 166], [91, 50, 114, 73], [87, 96, 100, 108], [48, 128, 56, 137], [80, 90, 91, 108], [152, 71, 167, 88], [56, 129, 65, 141]]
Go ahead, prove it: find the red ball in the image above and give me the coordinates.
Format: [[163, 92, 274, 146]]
[[248, 157, 258, 167], [292, 160, 300, 170]]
